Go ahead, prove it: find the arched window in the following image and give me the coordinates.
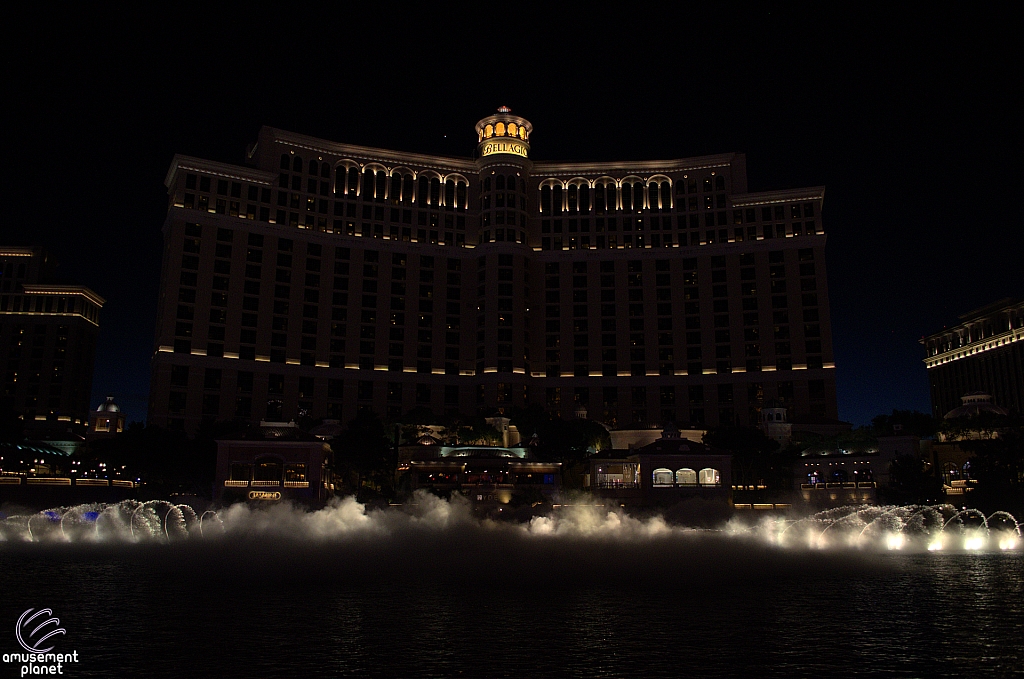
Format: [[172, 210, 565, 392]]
[[496, 175, 506, 191], [567, 185, 578, 214], [362, 168, 374, 199], [280, 154, 290, 170], [551, 185, 563, 213], [391, 175, 402, 204], [605, 182, 618, 211], [293, 156, 303, 173], [347, 167, 359, 194], [698, 468, 720, 486], [429, 177, 441, 205], [621, 183, 633, 212], [633, 183, 644, 211], [456, 182, 467, 210], [308, 159, 318, 175], [375, 171, 386, 202], [484, 177, 491, 193], [652, 468, 674, 487], [321, 162, 330, 178], [676, 468, 697, 486], [648, 183, 659, 211], [579, 184, 591, 213], [444, 180, 455, 208], [540, 186, 552, 215], [660, 181, 671, 210], [417, 176, 429, 204], [335, 167, 346, 195], [403, 175, 415, 204]]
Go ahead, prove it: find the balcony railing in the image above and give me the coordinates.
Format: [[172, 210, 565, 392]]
[[225, 480, 308, 488], [0, 477, 135, 488]]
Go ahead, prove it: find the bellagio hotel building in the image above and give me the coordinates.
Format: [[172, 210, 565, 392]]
[[149, 108, 837, 433]]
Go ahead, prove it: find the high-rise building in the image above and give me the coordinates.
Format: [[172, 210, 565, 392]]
[[921, 298, 1023, 417], [149, 108, 837, 433], [0, 246, 105, 431]]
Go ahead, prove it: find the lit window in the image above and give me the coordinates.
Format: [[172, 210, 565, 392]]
[[652, 468, 673, 486]]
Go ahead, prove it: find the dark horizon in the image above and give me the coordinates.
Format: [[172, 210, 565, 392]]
[[4, 6, 1021, 427]]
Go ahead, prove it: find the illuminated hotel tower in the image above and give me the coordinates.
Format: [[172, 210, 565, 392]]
[[149, 108, 836, 433], [1, 246, 104, 431], [473, 107, 533, 399]]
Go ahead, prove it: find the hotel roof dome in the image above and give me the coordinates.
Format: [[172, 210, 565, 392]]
[[96, 395, 120, 412], [944, 392, 1009, 419]]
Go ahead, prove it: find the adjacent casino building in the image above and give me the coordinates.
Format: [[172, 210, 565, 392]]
[[149, 108, 837, 433], [921, 298, 1023, 418]]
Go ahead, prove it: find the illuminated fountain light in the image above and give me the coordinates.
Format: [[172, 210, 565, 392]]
[[963, 533, 986, 551], [987, 511, 1022, 551], [885, 533, 905, 551]]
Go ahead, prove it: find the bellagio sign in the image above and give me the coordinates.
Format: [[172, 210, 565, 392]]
[[481, 141, 528, 158]]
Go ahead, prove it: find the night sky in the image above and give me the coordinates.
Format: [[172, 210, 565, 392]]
[[4, 6, 1020, 427]]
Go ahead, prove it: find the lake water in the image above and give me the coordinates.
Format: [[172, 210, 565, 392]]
[[1, 500, 1022, 678]]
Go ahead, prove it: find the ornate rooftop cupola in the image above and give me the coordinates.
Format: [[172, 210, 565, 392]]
[[475, 106, 533, 166]]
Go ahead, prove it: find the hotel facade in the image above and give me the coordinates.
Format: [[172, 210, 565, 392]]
[[149, 109, 837, 433]]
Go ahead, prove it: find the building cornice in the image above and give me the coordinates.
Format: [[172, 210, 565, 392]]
[[731, 187, 826, 207], [164, 155, 277, 189], [0, 247, 39, 257], [22, 285, 105, 306], [532, 153, 740, 178], [923, 327, 1023, 369], [265, 128, 478, 174]]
